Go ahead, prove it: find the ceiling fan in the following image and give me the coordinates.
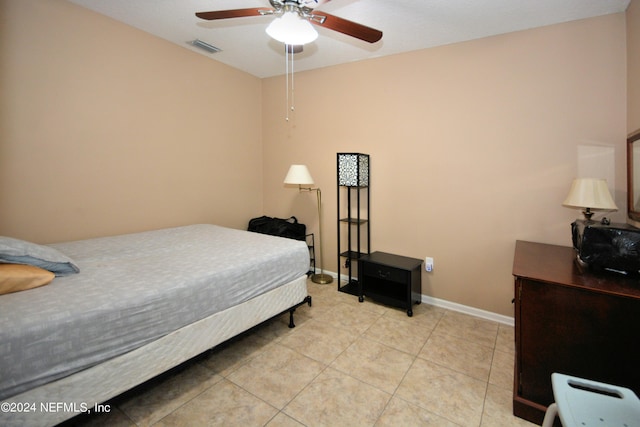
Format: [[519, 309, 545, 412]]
[[195, 0, 383, 48]]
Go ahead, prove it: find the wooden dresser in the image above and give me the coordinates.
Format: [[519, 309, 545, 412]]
[[512, 240, 640, 424]]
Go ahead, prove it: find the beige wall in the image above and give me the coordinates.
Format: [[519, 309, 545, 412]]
[[262, 13, 627, 317], [629, 0, 640, 132], [0, 1, 631, 317], [0, 0, 263, 243]]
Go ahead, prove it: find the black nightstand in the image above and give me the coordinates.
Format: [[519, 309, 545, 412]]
[[358, 251, 423, 316]]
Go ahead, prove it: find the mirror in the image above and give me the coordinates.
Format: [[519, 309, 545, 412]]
[[627, 129, 640, 222]]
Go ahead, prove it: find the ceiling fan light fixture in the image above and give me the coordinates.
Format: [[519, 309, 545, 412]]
[[266, 11, 318, 45]]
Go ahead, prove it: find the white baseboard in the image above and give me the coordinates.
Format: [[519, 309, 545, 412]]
[[421, 295, 514, 326], [329, 271, 514, 327]]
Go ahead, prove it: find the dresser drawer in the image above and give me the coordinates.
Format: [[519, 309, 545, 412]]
[[362, 262, 407, 284]]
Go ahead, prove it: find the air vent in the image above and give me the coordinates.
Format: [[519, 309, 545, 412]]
[[189, 39, 221, 54]]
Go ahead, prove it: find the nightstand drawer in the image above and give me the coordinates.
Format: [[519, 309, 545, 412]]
[[362, 262, 407, 284]]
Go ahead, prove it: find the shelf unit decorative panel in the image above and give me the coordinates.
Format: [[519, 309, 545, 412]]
[[337, 153, 370, 295]]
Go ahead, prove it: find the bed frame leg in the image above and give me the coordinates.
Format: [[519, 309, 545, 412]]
[[288, 295, 312, 328], [288, 310, 296, 328]]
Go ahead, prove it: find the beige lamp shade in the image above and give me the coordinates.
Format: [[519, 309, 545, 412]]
[[562, 178, 618, 212], [284, 165, 314, 185]]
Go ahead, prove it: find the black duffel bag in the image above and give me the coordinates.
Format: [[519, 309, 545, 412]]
[[248, 216, 306, 241]]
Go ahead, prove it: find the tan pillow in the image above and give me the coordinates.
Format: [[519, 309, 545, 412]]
[[0, 264, 55, 295]]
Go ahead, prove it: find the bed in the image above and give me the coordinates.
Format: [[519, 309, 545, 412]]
[[0, 224, 311, 427]]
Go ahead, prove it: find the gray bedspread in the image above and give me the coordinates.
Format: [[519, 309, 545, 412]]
[[0, 224, 309, 400]]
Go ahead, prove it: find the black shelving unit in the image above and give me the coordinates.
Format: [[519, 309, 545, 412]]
[[337, 153, 370, 295], [305, 233, 315, 276]]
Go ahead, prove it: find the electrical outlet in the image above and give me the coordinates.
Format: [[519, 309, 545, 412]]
[[425, 257, 434, 272]]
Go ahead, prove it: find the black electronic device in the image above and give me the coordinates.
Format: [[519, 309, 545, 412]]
[[571, 220, 640, 275]]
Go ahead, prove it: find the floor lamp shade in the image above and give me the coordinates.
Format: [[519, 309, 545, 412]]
[[284, 165, 314, 186]]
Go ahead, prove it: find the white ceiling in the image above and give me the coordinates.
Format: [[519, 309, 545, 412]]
[[68, 0, 630, 78]]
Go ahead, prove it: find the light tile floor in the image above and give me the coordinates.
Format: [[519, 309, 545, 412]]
[[65, 279, 537, 427]]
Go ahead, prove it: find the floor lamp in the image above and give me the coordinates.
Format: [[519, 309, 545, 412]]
[[284, 165, 333, 284]]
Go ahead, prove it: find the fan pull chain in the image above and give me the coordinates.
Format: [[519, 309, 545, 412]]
[[291, 47, 295, 113], [284, 45, 296, 122], [285, 45, 289, 121]]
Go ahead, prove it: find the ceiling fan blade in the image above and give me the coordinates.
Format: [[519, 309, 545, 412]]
[[196, 8, 270, 20], [311, 12, 382, 43]]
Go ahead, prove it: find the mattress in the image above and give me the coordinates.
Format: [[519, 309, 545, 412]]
[[1, 275, 309, 427], [0, 224, 309, 400]]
